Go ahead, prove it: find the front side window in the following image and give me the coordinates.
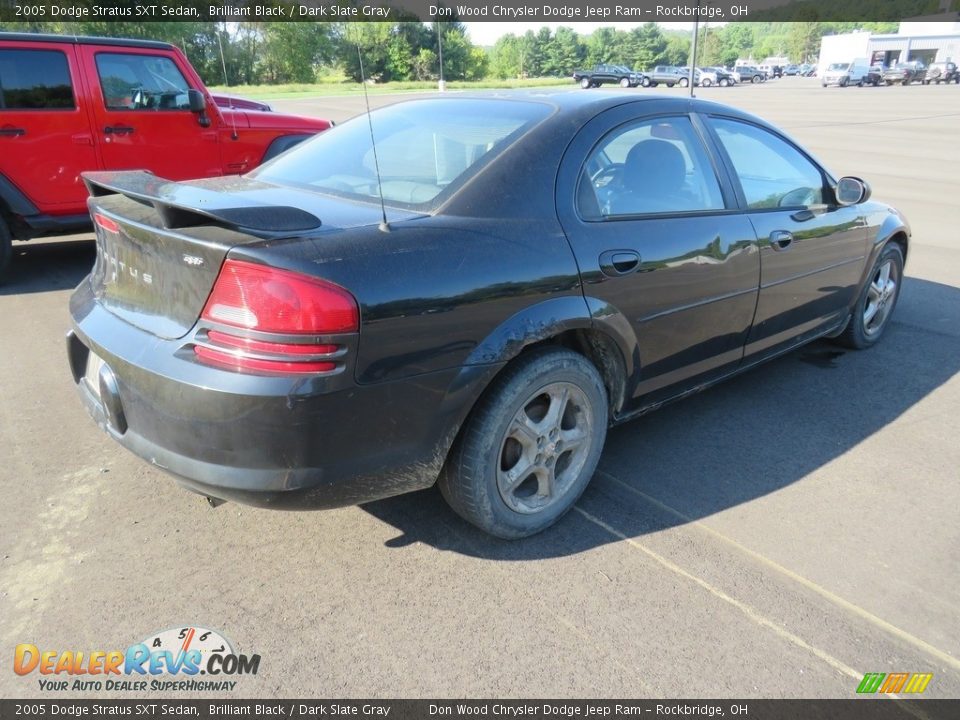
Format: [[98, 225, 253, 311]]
[[254, 99, 550, 209], [710, 117, 825, 210], [95, 53, 191, 111], [0, 49, 74, 110], [578, 115, 725, 219]]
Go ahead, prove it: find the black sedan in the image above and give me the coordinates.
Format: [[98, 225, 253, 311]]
[[68, 93, 910, 538]]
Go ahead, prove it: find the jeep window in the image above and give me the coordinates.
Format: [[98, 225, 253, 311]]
[[254, 99, 551, 209], [0, 49, 74, 110], [95, 53, 192, 111]]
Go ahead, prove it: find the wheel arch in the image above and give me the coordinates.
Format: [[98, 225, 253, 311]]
[[455, 295, 640, 422]]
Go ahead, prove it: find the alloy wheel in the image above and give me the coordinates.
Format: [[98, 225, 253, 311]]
[[496, 382, 594, 514], [863, 258, 899, 337]]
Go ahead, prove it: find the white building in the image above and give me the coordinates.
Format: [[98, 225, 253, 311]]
[[817, 16, 960, 71]]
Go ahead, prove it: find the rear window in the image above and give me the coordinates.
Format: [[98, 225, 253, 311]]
[[253, 99, 551, 209], [0, 49, 74, 110]]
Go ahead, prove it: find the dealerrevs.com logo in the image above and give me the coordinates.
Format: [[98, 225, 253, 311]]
[[13, 626, 260, 692]]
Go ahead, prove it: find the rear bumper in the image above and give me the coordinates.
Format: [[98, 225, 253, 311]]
[[68, 282, 498, 509]]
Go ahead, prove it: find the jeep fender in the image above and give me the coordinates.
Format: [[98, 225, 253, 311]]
[[261, 134, 314, 164]]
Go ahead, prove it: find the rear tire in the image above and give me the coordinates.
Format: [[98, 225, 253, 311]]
[[580, 77, 591, 89], [438, 348, 608, 539], [679, 77, 689, 88], [702, 78, 712, 87], [641, 77, 651, 87], [752, 75, 761, 83], [0, 216, 12, 285], [620, 77, 630, 88], [834, 243, 904, 350], [719, 78, 729, 87]]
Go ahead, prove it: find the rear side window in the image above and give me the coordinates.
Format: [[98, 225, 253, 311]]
[[95, 53, 191, 111], [578, 115, 725, 219], [0, 49, 74, 110]]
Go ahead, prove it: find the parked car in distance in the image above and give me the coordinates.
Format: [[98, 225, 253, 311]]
[[211, 93, 273, 112], [697, 67, 734, 87], [646, 66, 698, 87], [0, 32, 333, 282], [784, 64, 800, 76], [863, 65, 884, 86], [883, 61, 925, 85], [573, 64, 642, 88], [68, 92, 910, 538], [733, 65, 765, 83], [821, 58, 873, 86], [924, 61, 959, 84]]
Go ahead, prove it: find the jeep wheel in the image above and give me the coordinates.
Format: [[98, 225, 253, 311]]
[[438, 348, 608, 539], [0, 216, 12, 285]]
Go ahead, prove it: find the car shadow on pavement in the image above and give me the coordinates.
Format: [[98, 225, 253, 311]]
[[361, 276, 960, 559], [0, 238, 95, 296]]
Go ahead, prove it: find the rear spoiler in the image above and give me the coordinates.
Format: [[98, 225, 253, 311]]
[[82, 170, 321, 237]]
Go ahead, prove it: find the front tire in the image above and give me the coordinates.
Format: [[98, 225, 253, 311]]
[[679, 77, 689, 88], [438, 348, 608, 539], [580, 77, 591, 89], [752, 75, 761, 83], [641, 76, 651, 87], [702, 78, 712, 87], [719, 78, 729, 87], [834, 243, 904, 349]]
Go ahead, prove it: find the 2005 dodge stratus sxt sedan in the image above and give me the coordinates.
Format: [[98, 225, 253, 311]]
[[68, 92, 909, 538]]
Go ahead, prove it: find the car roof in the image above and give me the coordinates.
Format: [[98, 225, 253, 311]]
[[398, 90, 747, 121], [0, 32, 174, 51]]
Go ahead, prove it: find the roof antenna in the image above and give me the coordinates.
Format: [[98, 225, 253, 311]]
[[356, 46, 390, 233]]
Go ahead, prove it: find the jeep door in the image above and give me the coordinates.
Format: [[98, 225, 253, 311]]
[[78, 45, 221, 180], [0, 43, 100, 214], [556, 106, 760, 407], [703, 115, 871, 362]]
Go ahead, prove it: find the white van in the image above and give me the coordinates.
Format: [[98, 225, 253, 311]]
[[821, 58, 872, 86]]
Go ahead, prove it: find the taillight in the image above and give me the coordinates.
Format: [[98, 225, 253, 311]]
[[195, 259, 358, 375]]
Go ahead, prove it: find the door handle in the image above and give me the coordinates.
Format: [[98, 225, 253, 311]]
[[0, 127, 26, 137], [599, 250, 641, 277], [103, 126, 135, 135], [769, 230, 794, 250]]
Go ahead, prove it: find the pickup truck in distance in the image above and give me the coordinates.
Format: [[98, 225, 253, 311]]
[[573, 64, 642, 89], [645, 66, 697, 88], [0, 32, 333, 282]]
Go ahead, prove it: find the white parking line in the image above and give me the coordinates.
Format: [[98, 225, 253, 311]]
[[594, 469, 960, 674]]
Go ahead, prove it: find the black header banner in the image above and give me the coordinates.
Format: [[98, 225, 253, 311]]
[[1, 700, 959, 720], [0, 0, 957, 23]]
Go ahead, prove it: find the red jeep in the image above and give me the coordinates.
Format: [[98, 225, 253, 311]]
[[0, 33, 332, 281]]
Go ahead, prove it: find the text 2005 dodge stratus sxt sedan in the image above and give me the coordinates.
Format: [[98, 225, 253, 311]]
[[68, 93, 909, 538]]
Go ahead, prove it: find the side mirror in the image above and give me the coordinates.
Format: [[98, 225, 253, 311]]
[[187, 89, 206, 113], [835, 176, 871, 206], [188, 89, 211, 128]]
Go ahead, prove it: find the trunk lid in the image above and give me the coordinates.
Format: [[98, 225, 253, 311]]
[[83, 171, 418, 339]]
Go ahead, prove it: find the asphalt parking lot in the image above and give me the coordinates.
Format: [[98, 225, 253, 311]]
[[1, 77, 958, 701]]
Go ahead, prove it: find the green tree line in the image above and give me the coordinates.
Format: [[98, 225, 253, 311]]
[[0, 20, 900, 86]]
